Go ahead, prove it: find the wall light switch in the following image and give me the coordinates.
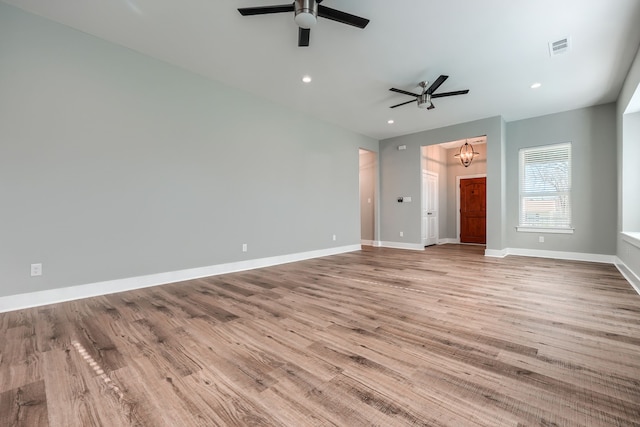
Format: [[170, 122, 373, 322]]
[[400, 231, 404, 237], [538, 236, 544, 243], [242, 243, 248, 252], [404, 196, 412, 202]]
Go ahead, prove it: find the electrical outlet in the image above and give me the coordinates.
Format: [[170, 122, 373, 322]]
[[31, 263, 42, 277], [242, 243, 247, 252], [332, 234, 336, 241], [538, 236, 544, 243], [400, 231, 404, 237]]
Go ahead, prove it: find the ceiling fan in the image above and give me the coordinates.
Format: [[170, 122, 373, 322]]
[[238, 0, 369, 47], [389, 75, 469, 110]]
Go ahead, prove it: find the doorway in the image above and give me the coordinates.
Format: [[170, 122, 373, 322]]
[[359, 149, 377, 245], [458, 176, 486, 244], [422, 138, 486, 246], [422, 171, 438, 246]]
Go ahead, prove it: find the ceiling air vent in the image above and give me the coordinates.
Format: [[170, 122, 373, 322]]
[[549, 37, 570, 56]]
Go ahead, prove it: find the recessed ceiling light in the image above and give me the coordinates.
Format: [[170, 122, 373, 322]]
[[302, 75, 312, 83], [531, 82, 542, 89], [387, 119, 395, 124]]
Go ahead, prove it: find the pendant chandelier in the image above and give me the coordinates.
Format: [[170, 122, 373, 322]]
[[454, 140, 480, 167]]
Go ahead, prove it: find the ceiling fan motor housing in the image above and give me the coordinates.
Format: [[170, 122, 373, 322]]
[[417, 94, 432, 109], [294, 0, 318, 28]]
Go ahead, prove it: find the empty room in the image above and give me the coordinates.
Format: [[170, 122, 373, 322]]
[[2, 1, 640, 426]]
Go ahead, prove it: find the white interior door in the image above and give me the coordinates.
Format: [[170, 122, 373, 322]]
[[422, 171, 438, 246]]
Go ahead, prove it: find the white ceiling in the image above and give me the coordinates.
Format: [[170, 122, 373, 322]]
[[4, 0, 640, 140]]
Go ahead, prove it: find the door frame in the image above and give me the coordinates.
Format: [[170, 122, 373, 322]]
[[359, 148, 379, 246], [421, 170, 439, 246], [456, 174, 486, 243]]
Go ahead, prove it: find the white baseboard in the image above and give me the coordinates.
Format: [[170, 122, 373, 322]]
[[0, 245, 361, 314], [438, 238, 460, 245], [485, 247, 616, 263], [487, 248, 640, 293], [485, 249, 508, 258], [378, 241, 425, 251], [615, 257, 640, 296], [361, 239, 374, 246], [503, 248, 616, 264]]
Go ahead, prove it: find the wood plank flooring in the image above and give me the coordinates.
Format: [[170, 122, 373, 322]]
[[1, 244, 640, 426]]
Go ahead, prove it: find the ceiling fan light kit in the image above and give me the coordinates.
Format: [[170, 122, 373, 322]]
[[294, 0, 317, 29]]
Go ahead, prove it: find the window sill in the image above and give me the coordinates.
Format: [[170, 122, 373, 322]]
[[516, 227, 574, 234], [621, 232, 640, 249]]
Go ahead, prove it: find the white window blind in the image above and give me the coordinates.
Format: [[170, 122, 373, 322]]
[[518, 143, 572, 231]]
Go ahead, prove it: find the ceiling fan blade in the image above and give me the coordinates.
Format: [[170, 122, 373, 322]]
[[431, 89, 469, 98], [390, 99, 417, 109], [389, 88, 421, 97], [317, 5, 369, 28], [238, 4, 295, 16], [298, 28, 310, 47], [426, 75, 448, 95]]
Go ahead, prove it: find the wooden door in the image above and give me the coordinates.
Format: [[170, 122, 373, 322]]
[[422, 171, 438, 246], [460, 177, 486, 244]]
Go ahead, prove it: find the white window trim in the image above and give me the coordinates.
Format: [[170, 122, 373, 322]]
[[518, 142, 572, 232], [621, 232, 640, 249], [516, 226, 574, 234]]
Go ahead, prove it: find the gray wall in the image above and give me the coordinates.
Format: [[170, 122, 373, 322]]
[[381, 104, 618, 256], [359, 150, 376, 242], [380, 117, 505, 250], [0, 4, 377, 298], [617, 44, 640, 280], [505, 104, 617, 254]]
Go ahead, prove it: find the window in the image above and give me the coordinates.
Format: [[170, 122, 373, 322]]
[[518, 142, 573, 233]]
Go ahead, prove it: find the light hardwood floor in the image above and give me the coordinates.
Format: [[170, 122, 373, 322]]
[[1, 244, 640, 426]]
